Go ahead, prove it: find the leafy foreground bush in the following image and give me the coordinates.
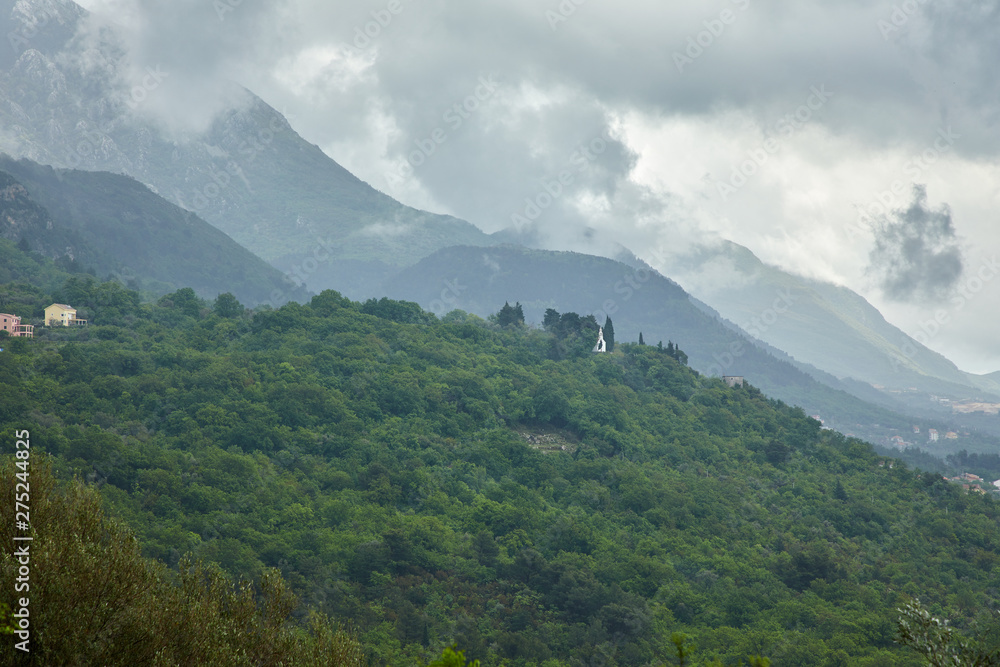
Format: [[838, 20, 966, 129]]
[[0, 458, 364, 666], [896, 599, 1000, 667]]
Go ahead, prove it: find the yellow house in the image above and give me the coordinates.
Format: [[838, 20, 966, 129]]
[[45, 303, 87, 327]]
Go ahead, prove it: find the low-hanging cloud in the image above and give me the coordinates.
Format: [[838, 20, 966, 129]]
[[867, 184, 964, 302], [59, 0, 1000, 370], [71, 0, 291, 136]]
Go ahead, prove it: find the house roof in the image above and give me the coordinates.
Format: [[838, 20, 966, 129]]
[[47, 304, 74, 310]]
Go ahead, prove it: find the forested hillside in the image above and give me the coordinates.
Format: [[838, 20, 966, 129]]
[[0, 156, 311, 305], [1, 276, 999, 665], [384, 245, 921, 433]]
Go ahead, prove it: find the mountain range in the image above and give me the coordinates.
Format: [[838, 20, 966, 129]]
[[0, 0, 492, 295], [0, 154, 310, 305], [1, 0, 998, 460]]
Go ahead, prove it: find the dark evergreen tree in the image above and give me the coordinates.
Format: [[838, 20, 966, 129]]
[[766, 440, 791, 465], [834, 478, 849, 501], [543, 308, 561, 330], [495, 301, 524, 328], [558, 312, 582, 338], [667, 341, 675, 357], [675, 344, 688, 366], [603, 316, 615, 352], [638, 332, 645, 345]]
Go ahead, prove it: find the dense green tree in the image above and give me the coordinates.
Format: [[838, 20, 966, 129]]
[[896, 598, 1000, 665], [765, 439, 791, 465], [424, 646, 481, 667], [603, 315, 615, 352], [159, 287, 204, 318], [543, 308, 561, 330], [0, 459, 364, 666], [213, 292, 244, 318], [495, 301, 525, 328]]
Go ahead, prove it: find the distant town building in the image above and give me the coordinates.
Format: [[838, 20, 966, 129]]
[[723, 376, 744, 388], [945, 473, 988, 494], [928, 429, 939, 442], [945, 431, 959, 440], [912, 425, 920, 434], [45, 304, 87, 327], [593, 327, 606, 353], [951, 402, 1000, 415], [0, 313, 33, 338]]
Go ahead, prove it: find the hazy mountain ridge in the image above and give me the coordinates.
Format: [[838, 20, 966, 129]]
[[660, 239, 999, 402], [0, 154, 311, 304], [3, 1, 996, 449], [383, 244, 911, 429], [0, 0, 493, 294]]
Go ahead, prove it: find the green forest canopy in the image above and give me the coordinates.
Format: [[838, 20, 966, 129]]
[[1, 275, 999, 665]]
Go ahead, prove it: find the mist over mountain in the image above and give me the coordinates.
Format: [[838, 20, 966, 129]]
[[0, 0, 492, 298], [4, 1, 1000, 664], [0, 154, 311, 304], [657, 239, 1000, 405]]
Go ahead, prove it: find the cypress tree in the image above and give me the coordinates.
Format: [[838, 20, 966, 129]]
[[603, 316, 615, 352], [496, 301, 524, 328]]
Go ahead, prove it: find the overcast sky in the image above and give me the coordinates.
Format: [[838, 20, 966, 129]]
[[75, 0, 1000, 374]]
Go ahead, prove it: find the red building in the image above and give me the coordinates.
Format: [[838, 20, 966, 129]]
[[0, 313, 34, 338]]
